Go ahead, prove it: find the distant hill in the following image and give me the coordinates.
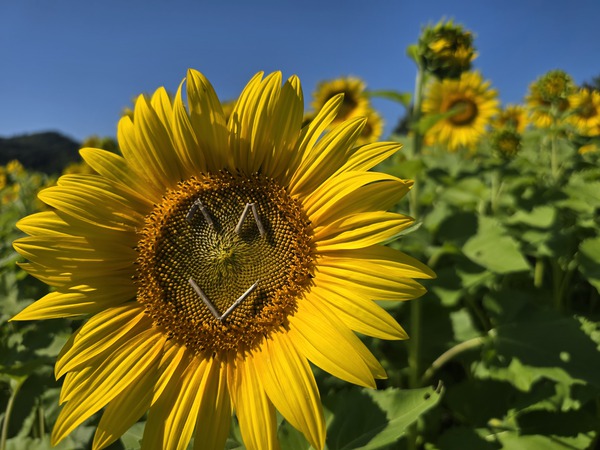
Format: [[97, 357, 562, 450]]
[[0, 131, 81, 174]]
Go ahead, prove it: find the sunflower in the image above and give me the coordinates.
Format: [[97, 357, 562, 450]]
[[12, 70, 433, 450], [491, 128, 521, 159], [492, 104, 528, 134], [422, 71, 499, 152], [311, 76, 370, 123], [417, 19, 477, 79], [568, 88, 600, 136], [356, 107, 384, 146], [526, 70, 574, 128]]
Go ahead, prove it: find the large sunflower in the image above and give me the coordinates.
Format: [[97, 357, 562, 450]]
[[423, 71, 499, 152], [12, 70, 433, 450]]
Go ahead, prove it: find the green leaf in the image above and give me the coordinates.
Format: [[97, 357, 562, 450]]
[[278, 420, 311, 450], [120, 422, 145, 449], [462, 217, 530, 274], [489, 431, 594, 450], [491, 313, 600, 390], [578, 237, 600, 293], [439, 178, 488, 209], [366, 90, 412, 108], [406, 44, 419, 64], [506, 205, 556, 229], [325, 385, 443, 450]]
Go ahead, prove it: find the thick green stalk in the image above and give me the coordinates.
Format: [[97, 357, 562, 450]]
[[407, 62, 426, 450], [1, 378, 25, 450], [408, 64, 425, 219]]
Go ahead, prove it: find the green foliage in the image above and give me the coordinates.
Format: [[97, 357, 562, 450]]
[[377, 123, 600, 449]]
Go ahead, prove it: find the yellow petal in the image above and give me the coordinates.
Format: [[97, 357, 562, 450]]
[[38, 179, 144, 232], [264, 75, 304, 182], [316, 212, 414, 251], [117, 115, 169, 195], [16, 211, 137, 252], [171, 79, 209, 177], [51, 328, 164, 445], [194, 358, 231, 450], [294, 94, 344, 169], [290, 117, 365, 196], [150, 87, 175, 141], [311, 284, 407, 340], [187, 69, 230, 171], [132, 94, 185, 186], [247, 72, 284, 173], [55, 304, 147, 379], [227, 354, 280, 450], [152, 340, 189, 405], [227, 72, 264, 171], [288, 296, 379, 387], [254, 332, 326, 450], [80, 147, 160, 206], [143, 358, 210, 450], [92, 358, 158, 450], [333, 142, 401, 175], [321, 246, 436, 280], [302, 171, 411, 224], [315, 269, 427, 301], [10, 281, 135, 321], [16, 261, 131, 289], [13, 236, 137, 272]]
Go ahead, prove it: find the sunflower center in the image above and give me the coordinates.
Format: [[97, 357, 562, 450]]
[[338, 89, 359, 119], [448, 98, 478, 125], [136, 171, 315, 356], [579, 102, 597, 119]]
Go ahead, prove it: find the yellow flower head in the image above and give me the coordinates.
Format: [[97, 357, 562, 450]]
[[578, 142, 599, 154], [12, 70, 434, 450], [493, 104, 528, 134], [417, 19, 477, 79], [491, 128, 521, 159], [536, 70, 575, 103], [422, 71, 499, 152], [356, 107, 384, 146], [526, 70, 574, 128], [568, 88, 600, 136], [6, 159, 25, 176], [311, 76, 370, 122]]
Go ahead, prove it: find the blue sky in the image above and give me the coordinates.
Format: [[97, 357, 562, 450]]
[[1, 0, 599, 142]]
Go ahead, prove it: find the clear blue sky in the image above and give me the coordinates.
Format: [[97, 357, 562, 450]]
[[1, 0, 599, 142]]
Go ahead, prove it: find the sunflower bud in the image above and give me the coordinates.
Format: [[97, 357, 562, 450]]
[[417, 19, 477, 79], [491, 128, 521, 159], [526, 70, 575, 128], [536, 70, 575, 104]]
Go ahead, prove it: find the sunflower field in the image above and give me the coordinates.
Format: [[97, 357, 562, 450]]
[[1, 19, 600, 450]]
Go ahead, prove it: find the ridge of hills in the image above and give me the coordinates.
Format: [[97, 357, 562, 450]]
[[0, 131, 82, 174]]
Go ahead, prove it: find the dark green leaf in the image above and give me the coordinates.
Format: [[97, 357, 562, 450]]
[[325, 385, 443, 450]]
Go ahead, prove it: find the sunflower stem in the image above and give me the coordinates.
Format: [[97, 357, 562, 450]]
[[421, 336, 486, 384], [406, 60, 427, 450], [409, 63, 426, 219], [534, 258, 544, 289], [1, 377, 25, 450], [551, 132, 559, 181]]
